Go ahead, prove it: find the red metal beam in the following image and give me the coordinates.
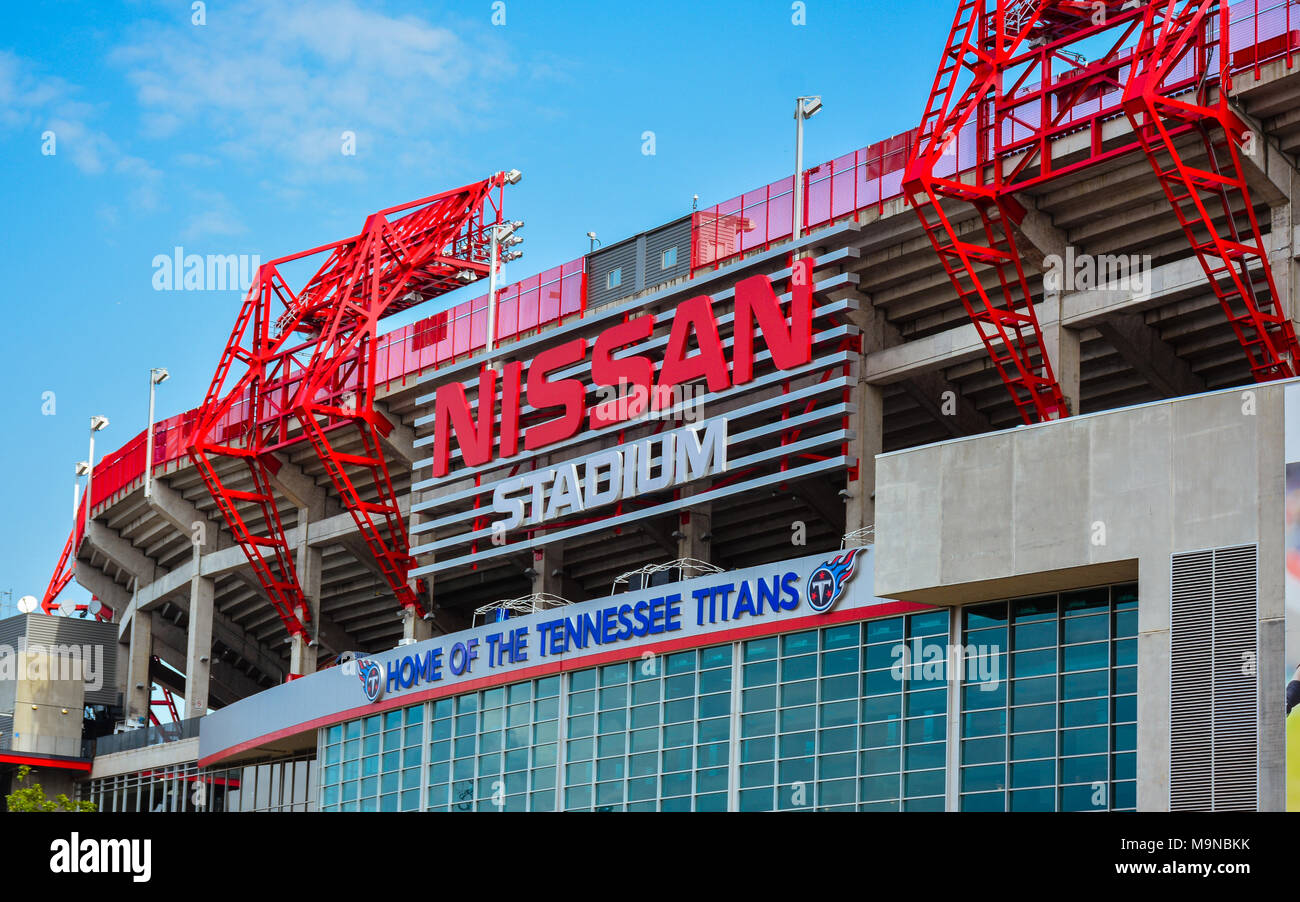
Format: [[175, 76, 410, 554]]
[[188, 174, 513, 651], [1122, 0, 1300, 381], [906, 0, 1300, 424]]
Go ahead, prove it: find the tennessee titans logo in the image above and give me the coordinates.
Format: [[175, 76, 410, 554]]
[[806, 549, 862, 614], [357, 657, 384, 703]]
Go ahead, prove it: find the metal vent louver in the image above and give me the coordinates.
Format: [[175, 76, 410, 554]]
[[1170, 545, 1258, 811]]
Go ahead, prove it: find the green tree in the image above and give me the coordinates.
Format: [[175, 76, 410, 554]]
[[5, 765, 96, 812]]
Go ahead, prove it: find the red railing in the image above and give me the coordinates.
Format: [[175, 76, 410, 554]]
[[79, 0, 1300, 515]]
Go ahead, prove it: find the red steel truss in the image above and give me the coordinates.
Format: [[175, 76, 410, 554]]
[[907, 0, 1300, 423], [1123, 1, 1300, 380], [148, 672, 181, 728], [904, 0, 1079, 424], [40, 493, 112, 622], [188, 174, 512, 642], [42, 527, 78, 615]]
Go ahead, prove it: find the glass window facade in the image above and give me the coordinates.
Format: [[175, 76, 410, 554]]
[[316, 583, 1139, 812], [958, 584, 1138, 812], [80, 754, 317, 812], [319, 705, 424, 812]]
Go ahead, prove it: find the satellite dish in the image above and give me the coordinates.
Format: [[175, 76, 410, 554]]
[[88, 599, 103, 617], [16, 595, 37, 614], [58, 599, 76, 617]]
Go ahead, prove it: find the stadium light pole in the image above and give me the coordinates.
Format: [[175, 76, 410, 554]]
[[83, 416, 109, 539], [484, 169, 524, 369], [792, 95, 823, 241], [484, 220, 525, 368], [73, 461, 88, 517], [144, 368, 169, 499]]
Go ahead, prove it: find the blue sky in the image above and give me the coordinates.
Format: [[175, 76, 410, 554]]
[[0, 0, 952, 615]]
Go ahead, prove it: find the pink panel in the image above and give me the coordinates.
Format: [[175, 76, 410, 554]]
[[805, 165, 832, 228], [498, 291, 518, 340], [740, 196, 769, 253], [768, 189, 793, 243], [519, 281, 539, 333], [832, 159, 858, 218], [470, 308, 487, 350], [453, 306, 471, 356]]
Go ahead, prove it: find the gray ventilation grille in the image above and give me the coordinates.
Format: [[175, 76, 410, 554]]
[[1170, 545, 1258, 811]]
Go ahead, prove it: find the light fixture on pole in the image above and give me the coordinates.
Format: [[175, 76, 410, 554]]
[[587, 232, 600, 253], [144, 368, 169, 499], [485, 219, 525, 365], [792, 95, 823, 242], [84, 416, 109, 539], [74, 460, 89, 521]]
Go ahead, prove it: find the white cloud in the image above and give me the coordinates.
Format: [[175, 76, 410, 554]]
[[110, 0, 515, 181], [0, 49, 163, 205], [180, 189, 248, 241]]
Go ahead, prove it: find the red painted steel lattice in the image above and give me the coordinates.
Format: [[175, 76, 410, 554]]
[[188, 175, 512, 642], [906, 0, 1300, 423]]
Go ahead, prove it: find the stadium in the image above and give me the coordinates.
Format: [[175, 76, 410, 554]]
[[3, 0, 1298, 813]]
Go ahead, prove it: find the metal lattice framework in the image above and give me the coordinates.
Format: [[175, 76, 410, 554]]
[[188, 174, 513, 642], [41, 493, 111, 621], [611, 559, 725, 594], [1122, 0, 1300, 381], [905, 0, 1300, 424], [473, 593, 573, 626]]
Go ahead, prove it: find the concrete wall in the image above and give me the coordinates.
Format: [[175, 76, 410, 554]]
[[873, 383, 1287, 811], [11, 649, 87, 758], [89, 736, 199, 780]]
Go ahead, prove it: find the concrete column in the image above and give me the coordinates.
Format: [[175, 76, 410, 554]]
[[845, 380, 884, 540], [1041, 289, 1082, 417], [125, 608, 152, 725], [676, 488, 712, 563], [185, 575, 214, 716], [396, 490, 432, 645], [1270, 170, 1300, 337], [291, 527, 322, 674], [531, 544, 565, 597], [401, 606, 433, 644]]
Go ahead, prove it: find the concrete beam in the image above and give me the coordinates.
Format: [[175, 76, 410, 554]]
[[850, 290, 989, 436], [375, 402, 417, 466], [530, 545, 569, 599], [153, 569, 287, 685], [73, 564, 132, 614], [865, 253, 1259, 385], [227, 568, 353, 659], [1231, 100, 1295, 206], [900, 371, 994, 438], [266, 454, 331, 520], [636, 518, 679, 558], [791, 479, 845, 537], [423, 602, 473, 638], [145, 478, 226, 553], [149, 615, 265, 707], [85, 521, 159, 584], [1094, 313, 1207, 398]]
